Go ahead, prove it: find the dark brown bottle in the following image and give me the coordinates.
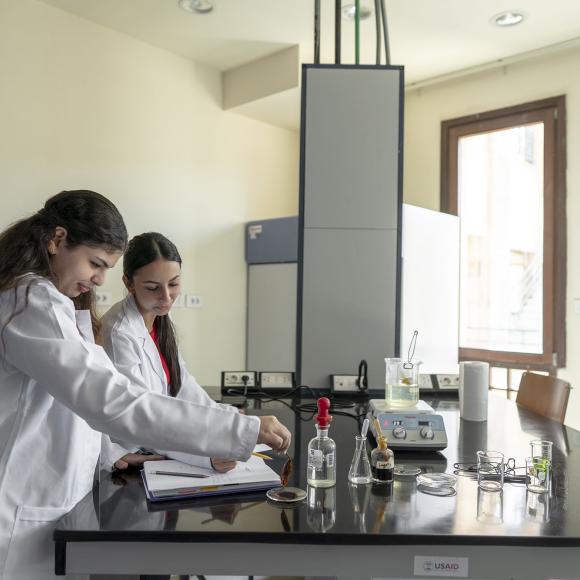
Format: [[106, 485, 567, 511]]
[[370, 434, 394, 484]]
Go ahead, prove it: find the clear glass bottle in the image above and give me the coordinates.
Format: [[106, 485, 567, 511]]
[[307, 397, 336, 488], [370, 434, 394, 484], [348, 435, 372, 484]]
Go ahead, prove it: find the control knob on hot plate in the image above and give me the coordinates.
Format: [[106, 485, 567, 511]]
[[392, 426, 407, 439], [420, 426, 434, 440]]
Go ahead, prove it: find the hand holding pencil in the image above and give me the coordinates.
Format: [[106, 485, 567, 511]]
[[251, 451, 272, 460]]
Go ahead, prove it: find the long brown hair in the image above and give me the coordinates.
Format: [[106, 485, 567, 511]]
[[123, 233, 182, 396], [0, 190, 127, 340]]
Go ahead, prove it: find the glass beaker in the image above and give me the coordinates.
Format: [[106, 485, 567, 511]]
[[526, 457, 550, 493], [529, 440, 552, 493], [385, 358, 420, 408], [348, 435, 372, 484], [477, 488, 503, 525], [477, 450, 504, 491], [526, 489, 550, 523]]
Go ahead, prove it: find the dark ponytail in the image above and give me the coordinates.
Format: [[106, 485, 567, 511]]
[[124, 233, 182, 397], [0, 190, 127, 339]]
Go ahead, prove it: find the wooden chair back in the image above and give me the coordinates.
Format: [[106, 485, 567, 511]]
[[516, 371, 571, 424]]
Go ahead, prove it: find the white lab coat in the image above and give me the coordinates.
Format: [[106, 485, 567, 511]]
[[0, 275, 259, 576], [100, 294, 239, 470]]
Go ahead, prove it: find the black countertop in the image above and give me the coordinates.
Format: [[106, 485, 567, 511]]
[[54, 392, 580, 547]]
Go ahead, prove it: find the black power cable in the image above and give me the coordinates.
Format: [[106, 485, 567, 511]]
[[357, 359, 368, 392], [223, 383, 366, 421]]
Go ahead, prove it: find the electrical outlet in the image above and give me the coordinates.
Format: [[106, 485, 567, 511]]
[[260, 372, 295, 390], [419, 374, 435, 390], [436, 374, 460, 389], [331, 374, 360, 393], [221, 371, 257, 389], [186, 294, 202, 308], [173, 294, 184, 308], [95, 291, 112, 306]]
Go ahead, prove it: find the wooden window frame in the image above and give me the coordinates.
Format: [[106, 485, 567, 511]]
[[441, 97, 567, 371]]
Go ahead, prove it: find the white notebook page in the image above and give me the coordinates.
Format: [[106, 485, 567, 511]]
[[143, 454, 280, 492]]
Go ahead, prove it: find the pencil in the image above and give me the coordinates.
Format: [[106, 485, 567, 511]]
[[252, 451, 273, 461], [151, 470, 210, 478]]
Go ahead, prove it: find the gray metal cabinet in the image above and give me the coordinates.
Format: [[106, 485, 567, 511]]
[[298, 65, 404, 389], [246, 263, 297, 372]]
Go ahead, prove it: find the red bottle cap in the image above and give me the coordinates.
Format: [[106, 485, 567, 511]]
[[315, 397, 332, 428]]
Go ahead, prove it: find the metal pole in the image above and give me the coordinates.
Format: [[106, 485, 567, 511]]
[[314, 0, 321, 64], [380, 0, 391, 65], [335, 0, 341, 63], [355, 0, 360, 64], [374, 0, 382, 64]]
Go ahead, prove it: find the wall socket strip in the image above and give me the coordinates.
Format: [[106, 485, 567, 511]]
[[331, 374, 365, 395], [259, 372, 295, 392], [330, 374, 460, 395], [419, 374, 460, 391], [221, 371, 258, 390], [220, 371, 296, 395], [95, 291, 113, 307]]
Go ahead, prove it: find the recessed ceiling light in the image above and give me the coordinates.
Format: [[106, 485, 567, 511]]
[[342, 4, 373, 21], [490, 10, 525, 28], [178, 0, 214, 15]]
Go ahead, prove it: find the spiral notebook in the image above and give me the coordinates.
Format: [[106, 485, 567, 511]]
[[142, 455, 281, 502]]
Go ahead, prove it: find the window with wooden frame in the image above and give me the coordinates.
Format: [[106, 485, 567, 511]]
[[441, 97, 566, 375]]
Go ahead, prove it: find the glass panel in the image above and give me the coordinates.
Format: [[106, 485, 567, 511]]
[[458, 123, 544, 354], [490, 367, 508, 390]]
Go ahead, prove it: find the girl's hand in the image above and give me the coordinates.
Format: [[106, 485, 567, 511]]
[[211, 458, 237, 473], [257, 416, 291, 453], [114, 452, 165, 470]]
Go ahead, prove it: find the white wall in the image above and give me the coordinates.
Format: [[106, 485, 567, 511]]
[[403, 45, 580, 429], [0, 0, 299, 385]]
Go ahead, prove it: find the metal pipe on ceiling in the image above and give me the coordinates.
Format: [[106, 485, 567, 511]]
[[335, 0, 341, 64], [314, 0, 321, 64], [374, 0, 382, 64], [379, 0, 391, 65]]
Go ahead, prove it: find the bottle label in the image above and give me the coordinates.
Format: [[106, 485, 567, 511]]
[[376, 460, 393, 470], [326, 451, 335, 468], [308, 448, 324, 469]]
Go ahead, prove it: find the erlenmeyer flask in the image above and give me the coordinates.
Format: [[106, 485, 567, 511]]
[[348, 435, 372, 484]]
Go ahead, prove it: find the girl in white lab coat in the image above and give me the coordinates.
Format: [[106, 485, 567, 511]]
[[0, 190, 290, 578], [101, 232, 239, 473]]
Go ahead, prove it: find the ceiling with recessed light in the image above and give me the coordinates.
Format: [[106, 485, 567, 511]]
[[38, 0, 580, 128], [39, 0, 580, 80]]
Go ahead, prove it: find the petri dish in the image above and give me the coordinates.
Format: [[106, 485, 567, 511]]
[[266, 486, 306, 504], [418, 484, 457, 497], [394, 466, 421, 477], [416, 472, 457, 489]]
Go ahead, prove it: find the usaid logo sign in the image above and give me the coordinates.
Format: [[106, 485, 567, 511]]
[[414, 556, 469, 577]]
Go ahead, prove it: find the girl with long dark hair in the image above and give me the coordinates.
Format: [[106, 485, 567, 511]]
[[101, 232, 238, 473], [0, 191, 290, 577]]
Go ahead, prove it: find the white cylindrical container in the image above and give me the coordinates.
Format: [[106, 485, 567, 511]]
[[459, 361, 489, 422]]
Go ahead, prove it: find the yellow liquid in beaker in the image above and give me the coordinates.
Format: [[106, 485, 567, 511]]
[[385, 381, 419, 408]]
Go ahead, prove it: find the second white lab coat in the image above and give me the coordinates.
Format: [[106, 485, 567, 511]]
[[0, 276, 259, 576], [100, 294, 239, 470]]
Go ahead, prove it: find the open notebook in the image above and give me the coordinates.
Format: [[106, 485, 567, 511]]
[[142, 455, 281, 502]]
